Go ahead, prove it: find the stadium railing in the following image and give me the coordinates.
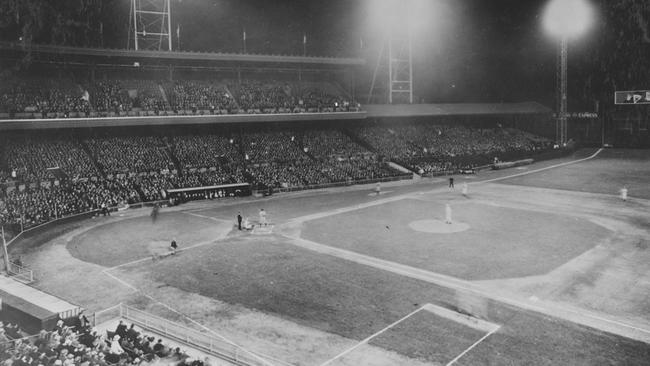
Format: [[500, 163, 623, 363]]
[[7, 261, 34, 284], [92, 303, 123, 328], [0, 333, 43, 350], [94, 303, 277, 366]]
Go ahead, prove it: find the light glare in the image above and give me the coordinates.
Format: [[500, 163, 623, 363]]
[[543, 0, 593, 38]]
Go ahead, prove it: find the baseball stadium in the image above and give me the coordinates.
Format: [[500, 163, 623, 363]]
[[0, 1, 649, 366]]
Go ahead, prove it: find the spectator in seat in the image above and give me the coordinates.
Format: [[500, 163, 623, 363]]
[[110, 335, 125, 355], [126, 323, 139, 342], [115, 320, 128, 339], [153, 338, 166, 357]]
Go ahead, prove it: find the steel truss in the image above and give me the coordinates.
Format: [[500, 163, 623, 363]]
[[128, 0, 172, 51]]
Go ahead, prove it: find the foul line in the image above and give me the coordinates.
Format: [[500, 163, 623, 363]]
[[284, 235, 650, 344], [139, 294, 279, 366], [104, 238, 218, 272], [287, 149, 604, 227], [446, 326, 501, 366], [288, 193, 411, 225], [319, 305, 426, 366], [102, 270, 138, 292], [478, 148, 603, 184], [183, 211, 231, 223], [100, 259, 283, 366]]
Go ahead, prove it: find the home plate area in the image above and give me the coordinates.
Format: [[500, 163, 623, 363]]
[[251, 224, 275, 235]]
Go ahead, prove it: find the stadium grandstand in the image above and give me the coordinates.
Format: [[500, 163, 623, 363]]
[[0, 1, 649, 366]]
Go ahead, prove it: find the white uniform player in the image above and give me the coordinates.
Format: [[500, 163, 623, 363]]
[[375, 182, 381, 196], [445, 204, 452, 224], [461, 182, 468, 197], [259, 208, 267, 226], [620, 186, 628, 201]]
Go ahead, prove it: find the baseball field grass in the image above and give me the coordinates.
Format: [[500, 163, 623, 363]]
[[23, 148, 650, 365]]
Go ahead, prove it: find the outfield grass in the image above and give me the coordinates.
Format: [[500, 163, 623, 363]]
[[301, 198, 608, 280], [57, 148, 650, 365], [114, 237, 650, 365], [498, 149, 650, 199]]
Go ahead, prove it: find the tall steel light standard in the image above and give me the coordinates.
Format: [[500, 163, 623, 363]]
[[543, 0, 593, 144]]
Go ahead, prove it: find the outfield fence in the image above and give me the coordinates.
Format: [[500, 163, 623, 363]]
[[94, 303, 276, 366]]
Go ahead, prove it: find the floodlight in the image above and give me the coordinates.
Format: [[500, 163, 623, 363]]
[[543, 0, 593, 39]]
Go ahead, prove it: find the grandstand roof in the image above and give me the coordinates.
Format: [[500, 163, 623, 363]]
[[364, 102, 553, 118], [0, 42, 365, 67], [0, 275, 80, 319]]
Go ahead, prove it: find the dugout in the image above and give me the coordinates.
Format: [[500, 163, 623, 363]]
[[0, 276, 81, 334], [166, 182, 251, 202]]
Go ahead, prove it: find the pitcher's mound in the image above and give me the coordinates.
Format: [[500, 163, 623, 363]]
[[409, 219, 470, 234]]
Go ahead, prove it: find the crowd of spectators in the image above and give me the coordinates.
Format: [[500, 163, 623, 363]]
[[239, 131, 318, 188], [3, 185, 92, 227], [168, 81, 237, 113], [3, 136, 99, 182], [354, 123, 552, 174], [227, 81, 358, 114], [171, 135, 243, 170], [297, 83, 354, 112], [85, 136, 173, 175], [1, 178, 140, 228], [241, 131, 308, 165], [0, 322, 24, 342], [0, 124, 552, 228], [88, 80, 167, 114], [301, 129, 400, 182], [229, 81, 294, 113], [234, 129, 406, 189], [301, 129, 368, 160], [0, 318, 209, 366], [88, 81, 133, 113], [0, 79, 90, 116], [0, 77, 357, 117], [119, 80, 167, 112], [131, 174, 172, 202]]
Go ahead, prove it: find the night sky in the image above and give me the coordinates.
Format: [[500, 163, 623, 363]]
[[168, 0, 601, 105], [0, 0, 632, 107]]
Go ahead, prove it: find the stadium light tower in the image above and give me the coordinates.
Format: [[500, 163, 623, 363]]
[[128, 0, 173, 51], [543, 0, 594, 144], [367, 0, 414, 105]]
